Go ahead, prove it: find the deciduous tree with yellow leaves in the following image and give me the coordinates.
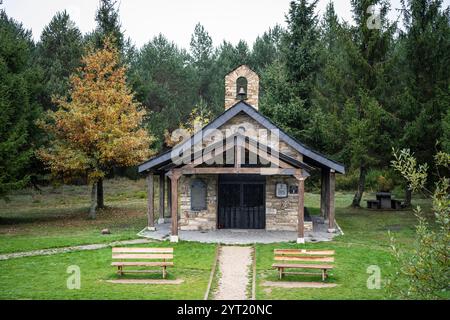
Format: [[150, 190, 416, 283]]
[[38, 38, 152, 218]]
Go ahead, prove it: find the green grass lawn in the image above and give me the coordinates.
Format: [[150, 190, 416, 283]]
[[0, 242, 216, 299], [0, 178, 433, 299], [254, 193, 431, 300], [0, 179, 151, 254]]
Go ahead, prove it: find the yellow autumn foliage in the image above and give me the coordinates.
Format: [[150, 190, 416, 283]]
[[37, 38, 153, 183]]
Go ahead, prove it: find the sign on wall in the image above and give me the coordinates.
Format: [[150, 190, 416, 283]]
[[275, 183, 288, 198], [191, 179, 207, 211]]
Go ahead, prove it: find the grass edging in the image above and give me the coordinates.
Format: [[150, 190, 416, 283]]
[[204, 244, 220, 300]]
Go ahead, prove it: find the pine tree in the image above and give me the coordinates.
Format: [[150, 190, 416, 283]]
[[91, 0, 124, 50], [283, 0, 320, 109], [190, 23, 216, 108], [37, 11, 83, 110], [346, 0, 395, 207], [37, 38, 152, 218], [130, 34, 197, 150], [397, 0, 450, 168], [308, 1, 348, 155], [260, 0, 320, 144], [250, 25, 284, 74], [0, 10, 42, 197]]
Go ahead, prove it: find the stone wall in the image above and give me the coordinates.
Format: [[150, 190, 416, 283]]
[[225, 65, 259, 110], [176, 174, 312, 232], [178, 175, 217, 231], [265, 176, 313, 232], [175, 103, 311, 232], [265, 176, 297, 231]]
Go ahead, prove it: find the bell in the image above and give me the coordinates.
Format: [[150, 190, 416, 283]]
[[237, 87, 246, 100]]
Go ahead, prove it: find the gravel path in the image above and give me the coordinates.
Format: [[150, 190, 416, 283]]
[[214, 246, 252, 300], [0, 239, 152, 260]]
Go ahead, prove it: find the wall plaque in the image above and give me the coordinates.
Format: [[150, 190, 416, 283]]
[[275, 183, 288, 198], [191, 179, 207, 211]]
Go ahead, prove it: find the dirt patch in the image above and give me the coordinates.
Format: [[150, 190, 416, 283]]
[[262, 281, 338, 288], [106, 279, 184, 285]]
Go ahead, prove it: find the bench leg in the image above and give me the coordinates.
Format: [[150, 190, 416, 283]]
[[162, 266, 167, 279], [322, 269, 326, 281], [117, 266, 124, 276], [279, 268, 283, 280]]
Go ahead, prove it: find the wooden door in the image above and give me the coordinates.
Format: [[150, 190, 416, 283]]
[[218, 175, 265, 229]]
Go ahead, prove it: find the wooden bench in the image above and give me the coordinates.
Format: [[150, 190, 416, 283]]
[[367, 200, 380, 209], [111, 247, 174, 279], [272, 249, 335, 281], [391, 199, 403, 210]]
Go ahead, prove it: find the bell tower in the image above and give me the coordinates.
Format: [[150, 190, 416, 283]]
[[224, 65, 259, 110]]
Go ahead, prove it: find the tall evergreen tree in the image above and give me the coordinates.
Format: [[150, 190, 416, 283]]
[[397, 0, 450, 167], [235, 40, 251, 65], [0, 10, 42, 196], [190, 23, 218, 110], [37, 11, 83, 110], [307, 1, 348, 155], [250, 25, 284, 74], [91, 0, 124, 50], [130, 34, 197, 150], [260, 0, 320, 145], [346, 0, 395, 207], [283, 0, 320, 109]]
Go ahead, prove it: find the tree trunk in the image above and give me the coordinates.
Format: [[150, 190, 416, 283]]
[[404, 187, 412, 208], [89, 182, 98, 219], [97, 178, 104, 209], [352, 165, 367, 207]]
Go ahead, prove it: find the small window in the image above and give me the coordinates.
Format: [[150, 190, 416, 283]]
[[191, 179, 207, 211], [236, 77, 248, 100]]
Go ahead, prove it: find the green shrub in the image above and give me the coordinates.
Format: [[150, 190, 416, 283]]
[[336, 170, 359, 191], [389, 149, 450, 299]]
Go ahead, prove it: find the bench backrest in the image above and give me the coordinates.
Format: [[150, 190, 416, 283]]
[[274, 249, 335, 264], [112, 248, 173, 262]]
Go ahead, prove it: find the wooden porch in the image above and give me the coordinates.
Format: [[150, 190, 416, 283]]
[[143, 149, 337, 243]]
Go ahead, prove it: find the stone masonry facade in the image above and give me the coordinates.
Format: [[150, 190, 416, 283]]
[[176, 112, 310, 231], [175, 65, 312, 232], [179, 175, 217, 231], [177, 174, 312, 231]]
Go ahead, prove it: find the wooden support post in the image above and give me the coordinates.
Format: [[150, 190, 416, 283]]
[[158, 173, 165, 224], [235, 136, 242, 169], [169, 171, 180, 242], [320, 168, 330, 219], [297, 177, 305, 244], [328, 171, 336, 233], [146, 173, 156, 231], [167, 177, 172, 221]]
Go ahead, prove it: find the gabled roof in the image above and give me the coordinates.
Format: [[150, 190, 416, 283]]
[[145, 131, 313, 174], [139, 101, 345, 174]]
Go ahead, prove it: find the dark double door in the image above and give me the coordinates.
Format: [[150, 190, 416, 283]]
[[218, 175, 266, 229]]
